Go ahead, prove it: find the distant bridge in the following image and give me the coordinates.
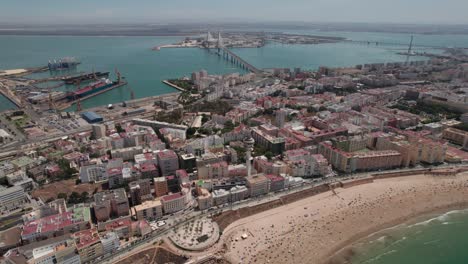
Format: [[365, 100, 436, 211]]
[[204, 32, 262, 74], [216, 47, 261, 73], [343, 40, 468, 50]]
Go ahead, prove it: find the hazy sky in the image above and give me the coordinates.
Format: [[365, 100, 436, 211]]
[[2, 0, 468, 25]]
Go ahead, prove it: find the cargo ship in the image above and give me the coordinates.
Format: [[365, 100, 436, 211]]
[[48, 57, 80, 71], [63, 71, 110, 84], [67, 78, 114, 100]]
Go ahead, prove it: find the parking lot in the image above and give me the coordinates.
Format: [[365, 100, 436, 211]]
[[41, 115, 88, 133]]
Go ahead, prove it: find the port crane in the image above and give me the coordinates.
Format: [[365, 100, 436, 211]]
[[48, 87, 56, 112]]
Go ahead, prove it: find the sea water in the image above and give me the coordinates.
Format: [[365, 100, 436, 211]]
[[0, 31, 467, 111], [350, 209, 468, 264]]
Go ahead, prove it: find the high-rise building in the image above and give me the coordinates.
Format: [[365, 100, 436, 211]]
[[93, 189, 129, 222], [191, 71, 200, 83], [244, 137, 255, 177], [79, 164, 107, 183], [200, 70, 208, 78], [156, 150, 179, 176], [161, 193, 185, 214], [72, 228, 103, 263], [154, 177, 168, 197], [275, 109, 287, 128], [132, 199, 163, 221], [197, 161, 229, 179], [0, 185, 29, 214], [246, 174, 269, 197], [179, 153, 197, 173], [265, 174, 285, 192], [92, 124, 106, 139], [100, 232, 120, 256], [129, 179, 152, 206], [196, 187, 213, 210]]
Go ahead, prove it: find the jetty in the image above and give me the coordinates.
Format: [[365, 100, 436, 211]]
[[0, 85, 22, 108], [162, 80, 186, 92]]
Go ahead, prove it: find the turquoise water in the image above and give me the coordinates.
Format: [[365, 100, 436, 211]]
[[232, 42, 424, 70], [0, 35, 244, 111], [0, 32, 467, 112], [350, 209, 468, 264], [0, 93, 17, 111]]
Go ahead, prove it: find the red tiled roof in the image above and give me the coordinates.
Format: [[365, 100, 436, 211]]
[[105, 219, 132, 231], [265, 174, 284, 182], [73, 229, 100, 249], [140, 163, 157, 172], [161, 193, 183, 202], [22, 212, 81, 236], [107, 167, 122, 176]]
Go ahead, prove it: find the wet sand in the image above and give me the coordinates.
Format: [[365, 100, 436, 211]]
[[216, 173, 468, 264]]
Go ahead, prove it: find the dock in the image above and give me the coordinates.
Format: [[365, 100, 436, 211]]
[[0, 85, 23, 108], [56, 80, 128, 111], [162, 80, 186, 92]]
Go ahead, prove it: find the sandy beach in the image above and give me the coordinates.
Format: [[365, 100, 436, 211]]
[[214, 172, 468, 264]]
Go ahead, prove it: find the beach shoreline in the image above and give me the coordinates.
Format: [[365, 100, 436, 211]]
[[325, 202, 468, 264], [212, 172, 468, 264]]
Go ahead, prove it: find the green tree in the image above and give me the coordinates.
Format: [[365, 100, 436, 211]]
[[80, 192, 89, 203], [222, 120, 235, 133], [115, 124, 125, 133], [57, 193, 68, 200], [68, 192, 81, 204], [57, 159, 78, 180], [201, 114, 209, 123], [186, 127, 197, 138]]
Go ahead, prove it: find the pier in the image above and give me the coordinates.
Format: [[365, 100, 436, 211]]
[[162, 80, 186, 92], [0, 85, 22, 108]]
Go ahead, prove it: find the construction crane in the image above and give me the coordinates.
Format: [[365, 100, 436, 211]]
[[115, 68, 121, 83], [129, 86, 135, 100], [72, 81, 82, 111], [75, 96, 82, 112], [48, 87, 56, 111], [406, 35, 414, 64], [92, 67, 97, 80]]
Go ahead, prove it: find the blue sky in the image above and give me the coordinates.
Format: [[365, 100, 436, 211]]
[[2, 0, 468, 24]]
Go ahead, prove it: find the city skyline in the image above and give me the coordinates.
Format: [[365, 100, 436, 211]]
[[2, 0, 468, 25]]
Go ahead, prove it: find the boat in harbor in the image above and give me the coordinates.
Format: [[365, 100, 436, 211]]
[[67, 78, 114, 100], [48, 57, 80, 71]]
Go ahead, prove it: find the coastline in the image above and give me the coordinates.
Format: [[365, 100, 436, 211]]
[[325, 202, 468, 264], [212, 172, 468, 264]]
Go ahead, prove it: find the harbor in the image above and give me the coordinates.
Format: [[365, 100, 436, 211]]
[[0, 57, 130, 114], [2, 32, 468, 112]]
